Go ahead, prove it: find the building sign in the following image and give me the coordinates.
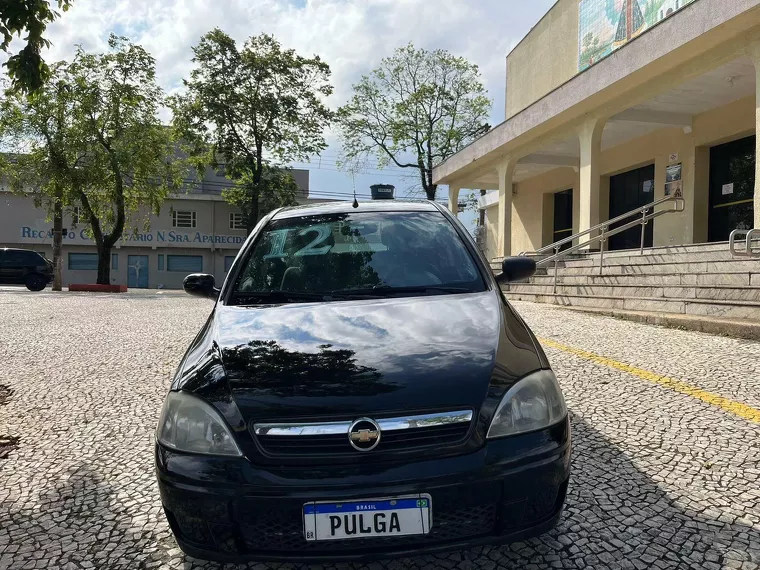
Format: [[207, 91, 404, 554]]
[[579, 0, 698, 71], [19, 227, 245, 248]]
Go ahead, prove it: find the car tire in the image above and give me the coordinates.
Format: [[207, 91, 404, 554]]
[[25, 274, 47, 291]]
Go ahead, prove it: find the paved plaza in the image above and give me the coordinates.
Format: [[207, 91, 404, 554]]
[[0, 287, 759, 570]]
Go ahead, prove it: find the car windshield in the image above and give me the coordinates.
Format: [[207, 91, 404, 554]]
[[230, 211, 485, 303]]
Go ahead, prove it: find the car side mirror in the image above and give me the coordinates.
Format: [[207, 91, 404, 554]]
[[183, 273, 219, 300], [496, 256, 536, 284]]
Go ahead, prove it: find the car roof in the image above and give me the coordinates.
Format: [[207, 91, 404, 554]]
[[1, 248, 38, 253], [272, 199, 443, 220]]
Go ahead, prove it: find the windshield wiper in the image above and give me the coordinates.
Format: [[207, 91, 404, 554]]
[[332, 285, 473, 297], [230, 290, 331, 304]]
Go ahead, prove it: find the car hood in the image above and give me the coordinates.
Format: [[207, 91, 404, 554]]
[[187, 291, 543, 422]]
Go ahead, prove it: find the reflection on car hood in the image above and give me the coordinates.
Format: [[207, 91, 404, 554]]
[[198, 291, 542, 420]]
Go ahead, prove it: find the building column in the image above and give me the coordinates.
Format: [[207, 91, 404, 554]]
[[497, 157, 518, 258], [447, 185, 461, 217], [748, 42, 760, 229], [577, 117, 606, 245]]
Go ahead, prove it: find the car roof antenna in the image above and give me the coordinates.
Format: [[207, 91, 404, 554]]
[[351, 172, 359, 209]]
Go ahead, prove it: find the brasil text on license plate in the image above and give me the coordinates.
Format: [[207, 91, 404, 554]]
[[303, 495, 432, 541]]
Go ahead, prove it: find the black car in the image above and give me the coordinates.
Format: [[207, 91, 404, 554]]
[[155, 200, 570, 563], [0, 248, 53, 291]]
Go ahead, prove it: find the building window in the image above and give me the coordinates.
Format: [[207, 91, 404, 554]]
[[68, 253, 98, 270], [111, 253, 118, 270], [167, 255, 202, 273], [157, 255, 164, 271], [72, 206, 81, 225], [172, 210, 197, 228], [224, 256, 236, 273], [229, 212, 245, 230]]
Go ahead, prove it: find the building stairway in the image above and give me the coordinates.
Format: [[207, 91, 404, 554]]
[[493, 242, 760, 338]]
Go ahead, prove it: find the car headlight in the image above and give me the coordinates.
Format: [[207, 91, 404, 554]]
[[156, 391, 242, 456], [486, 370, 567, 439]]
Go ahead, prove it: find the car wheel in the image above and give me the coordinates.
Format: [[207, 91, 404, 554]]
[[25, 274, 47, 291]]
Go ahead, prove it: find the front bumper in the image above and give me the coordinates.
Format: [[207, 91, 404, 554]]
[[155, 417, 571, 563]]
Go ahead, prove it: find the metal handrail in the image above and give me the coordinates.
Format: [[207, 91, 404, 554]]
[[729, 229, 760, 258], [518, 195, 685, 294], [524, 195, 685, 258]]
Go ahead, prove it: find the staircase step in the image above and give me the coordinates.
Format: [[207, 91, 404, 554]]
[[543, 306, 760, 342], [544, 258, 760, 276], [561, 250, 738, 268], [505, 284, 760, 302], [502, 292, 760, 320], [529, 272, 755, 286]]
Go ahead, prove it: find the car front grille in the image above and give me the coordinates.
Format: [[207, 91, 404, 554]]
[[163, 478, 569, 558], [238, 483, 499, 554], [253, 410, 474, 458], [257, 422, 471, 456]]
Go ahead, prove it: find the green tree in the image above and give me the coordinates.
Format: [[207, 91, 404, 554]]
[[1, 1, 73, 93], [0, 66, 92, 290], [337, 44, 491, 200], [66, 35, 183, 284], [171, 29, 333, 233], [222, 165, 301, 224], [1, 36, 184, 286]]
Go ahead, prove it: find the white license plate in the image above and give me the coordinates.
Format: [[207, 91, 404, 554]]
[[303, 495, 432, 541]]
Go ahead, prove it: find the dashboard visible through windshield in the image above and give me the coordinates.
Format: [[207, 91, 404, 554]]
[[229, 211, 486, 303]]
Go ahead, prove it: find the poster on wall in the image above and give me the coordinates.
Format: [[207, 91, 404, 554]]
[[665, 163, 682, 197], [579, 0, 699, 71]]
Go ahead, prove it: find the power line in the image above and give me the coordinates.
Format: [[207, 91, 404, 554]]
[[293, 156, 408, 170], [288, 164, 414, 179], [124, 174, 421, 200]]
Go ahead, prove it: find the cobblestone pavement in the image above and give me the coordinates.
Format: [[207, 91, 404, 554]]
[[1, 288, 759, 570]]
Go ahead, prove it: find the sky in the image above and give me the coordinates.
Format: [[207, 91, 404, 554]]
[[10, 0, 557, 231]]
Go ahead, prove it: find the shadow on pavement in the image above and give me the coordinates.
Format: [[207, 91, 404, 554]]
[[2, 462, 169, 569]]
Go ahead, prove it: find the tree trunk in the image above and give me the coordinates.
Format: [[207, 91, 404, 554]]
[[247, 193, 260, 235], [52, 194, 63, 291], [421, 167, 437, 200], [96, 242, 112, 285], [247, 150, 263, 235]]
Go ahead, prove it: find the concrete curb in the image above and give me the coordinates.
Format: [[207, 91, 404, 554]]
[[550, 305, 760, 341], [68, 284, 128, 293]]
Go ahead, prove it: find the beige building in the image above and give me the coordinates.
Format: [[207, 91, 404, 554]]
[[0, 169, 320, 289], [436, 0, 760, 261]]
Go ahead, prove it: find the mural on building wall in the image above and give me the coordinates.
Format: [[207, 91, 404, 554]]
[[579, 0, 698, 71]]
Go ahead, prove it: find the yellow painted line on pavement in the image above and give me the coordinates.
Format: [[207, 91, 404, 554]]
[[539, 337, 760, 425]]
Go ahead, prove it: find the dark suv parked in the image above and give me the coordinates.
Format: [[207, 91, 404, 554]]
[[0, 248, 53, 291]]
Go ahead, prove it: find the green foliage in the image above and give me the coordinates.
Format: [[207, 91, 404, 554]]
[[0, 64, 90, 216], [222, 165, 300, 223], [337, 43, 491, 200], [1, 0, 73, 93], [171, 29, 333, 232], [67, 35, 180, 236]]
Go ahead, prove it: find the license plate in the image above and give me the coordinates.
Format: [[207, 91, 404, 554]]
[[303, 495, 432, 541]]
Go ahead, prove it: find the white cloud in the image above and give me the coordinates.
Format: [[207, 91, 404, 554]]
[[38, 0, 555, 123]]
